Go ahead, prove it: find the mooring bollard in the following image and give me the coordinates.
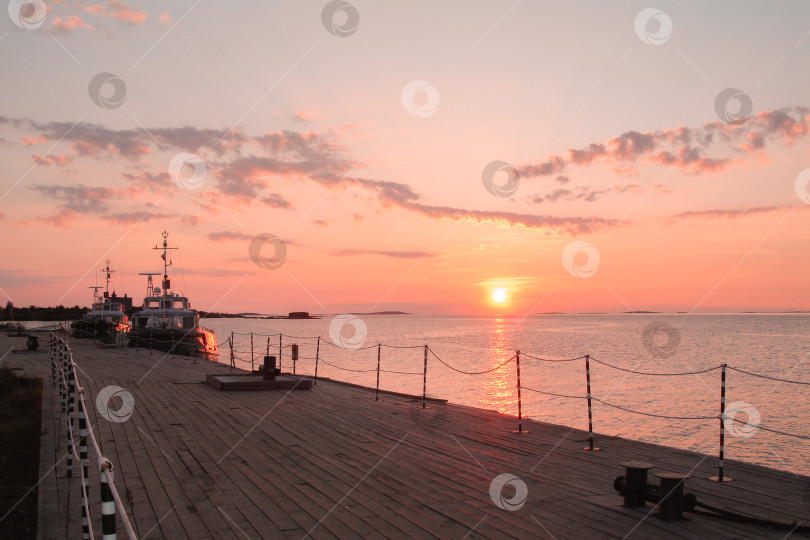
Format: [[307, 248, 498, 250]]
[[99, 460, 116, 539], [614, 461, 654, 508], [263, 356, 277, 381], [655, 472, 691, 521]]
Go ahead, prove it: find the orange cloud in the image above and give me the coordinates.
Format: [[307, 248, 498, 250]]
[[106, 0, 147, 24], [32, 154, 72, 167], [159, 12, 171, 24], [51, 15, 94, 34], [84, 4, 105, 15], [21, 135, 47, 146]]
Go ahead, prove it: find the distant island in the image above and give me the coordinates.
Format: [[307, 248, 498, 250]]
[[352, 311, 410, 316]]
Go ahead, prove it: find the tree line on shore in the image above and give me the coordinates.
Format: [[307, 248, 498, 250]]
[[1, 302, 88, 321], [0, 301, 245, 322]]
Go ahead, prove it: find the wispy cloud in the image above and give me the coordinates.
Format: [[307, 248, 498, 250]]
[[519, 106, 810, 178], [674, 205, 791, 220], [206, 231, 253, 242], [332, 249, 435, 259]]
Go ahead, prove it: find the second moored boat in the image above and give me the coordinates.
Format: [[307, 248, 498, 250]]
[[127, 231, 218, 360]]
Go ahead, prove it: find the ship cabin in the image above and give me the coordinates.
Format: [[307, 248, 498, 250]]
[[132, 292, 199, 330]]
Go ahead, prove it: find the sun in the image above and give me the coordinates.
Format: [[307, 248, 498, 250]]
[[492, 288, 507, 304]]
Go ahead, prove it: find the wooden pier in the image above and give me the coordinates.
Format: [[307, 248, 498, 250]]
[[2, 331, 809, 539]]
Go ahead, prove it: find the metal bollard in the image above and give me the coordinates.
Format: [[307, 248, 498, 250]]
[[654, 472, 691, 521], [614, 461, 654, 508], [263, 356, 277, 380]]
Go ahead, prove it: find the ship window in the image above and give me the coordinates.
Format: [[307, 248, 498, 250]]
[[162, 301, 171, 309], [173, 300, 186, 309]]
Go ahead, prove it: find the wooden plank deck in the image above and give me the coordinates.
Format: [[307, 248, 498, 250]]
[[2, 331, 809, 539]]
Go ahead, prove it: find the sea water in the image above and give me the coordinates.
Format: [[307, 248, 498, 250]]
[[204, 313, 810, 477]]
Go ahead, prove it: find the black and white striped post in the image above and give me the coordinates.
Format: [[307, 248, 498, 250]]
[[513, 350, 528, 434], [314, 337, 320, 385], [50, 335, 56, 386], [66, 360, 75, 477], [99, 460, 116, 539], [584, 354, 599, 450], [709, 363, 732, 482], [375, 344, 381, 402], [250, 333, 254, 371], [278, 334, 283, 372], [59, 344, 66, 412], [79, 395, 90, 540], [422, 345, 428, 409]]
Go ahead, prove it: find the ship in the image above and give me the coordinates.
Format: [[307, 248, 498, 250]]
[[71, 260, 131, 343], [127, 231, 218, 360]]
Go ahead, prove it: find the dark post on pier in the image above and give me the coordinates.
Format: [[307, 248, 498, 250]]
[[263, 355, 277, 381]]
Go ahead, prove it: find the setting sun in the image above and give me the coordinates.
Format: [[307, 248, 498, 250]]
[[492, 288, 507, 304]]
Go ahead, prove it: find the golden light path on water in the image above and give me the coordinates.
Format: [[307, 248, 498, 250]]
[[482, 318, 515, 414]]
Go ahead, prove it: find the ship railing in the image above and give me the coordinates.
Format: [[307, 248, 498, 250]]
[[50, 333, 138, 540]]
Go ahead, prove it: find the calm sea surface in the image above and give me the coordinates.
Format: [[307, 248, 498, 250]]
[[200, 313, 810, 477]]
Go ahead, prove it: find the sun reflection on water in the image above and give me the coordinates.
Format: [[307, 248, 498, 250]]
[[482, 317, 516, 414]]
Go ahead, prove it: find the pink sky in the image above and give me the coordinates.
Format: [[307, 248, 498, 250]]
[[1, 2, 809, 315]]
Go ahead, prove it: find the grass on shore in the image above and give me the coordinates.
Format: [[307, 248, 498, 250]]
[[0, 367, 42, 540]]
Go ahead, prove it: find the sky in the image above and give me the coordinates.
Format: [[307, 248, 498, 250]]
[[1, 0, 809, 315]]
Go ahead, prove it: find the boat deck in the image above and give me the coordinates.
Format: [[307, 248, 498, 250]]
[[2, 331, 809, 539]]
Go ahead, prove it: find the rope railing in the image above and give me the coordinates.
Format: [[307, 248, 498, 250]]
[[589, 397, 718, 421], [180, 329, 810, 483], [726, 365, 810, 385], [589, 356, 722, 376], [520, 385, 586, 400], [51, 333, 138, 540], [427, 346, 515, 375], [520, 352, 586, 362]]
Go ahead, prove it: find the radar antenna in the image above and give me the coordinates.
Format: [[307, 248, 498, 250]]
[[88, 285, 103, 305], [138, 272, 162, 298]]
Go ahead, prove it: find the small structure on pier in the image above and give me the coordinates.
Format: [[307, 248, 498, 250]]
[[206, 355, 313, 391]]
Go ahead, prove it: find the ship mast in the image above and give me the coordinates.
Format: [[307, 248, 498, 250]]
[[101, 260, 115, 298], [153, 231, 178, 295]]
